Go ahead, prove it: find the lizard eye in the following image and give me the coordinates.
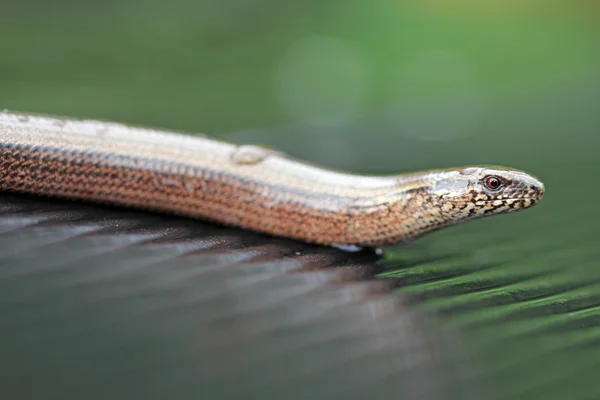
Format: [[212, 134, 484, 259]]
[[484, 176, 503, 191]]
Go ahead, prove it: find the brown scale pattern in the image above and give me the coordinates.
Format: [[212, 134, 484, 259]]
[[0, 145, 409, 246]]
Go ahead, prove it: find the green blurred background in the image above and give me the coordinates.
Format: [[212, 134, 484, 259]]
[[2, 0, 600, 399]]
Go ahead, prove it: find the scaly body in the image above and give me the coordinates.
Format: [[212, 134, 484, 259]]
[[0, 111, 545, 247]]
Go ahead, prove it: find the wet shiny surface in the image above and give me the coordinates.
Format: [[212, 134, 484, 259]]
[[0, 194, 475, 400]]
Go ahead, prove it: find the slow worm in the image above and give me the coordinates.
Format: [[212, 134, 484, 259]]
[[0, 110, 544, 247]]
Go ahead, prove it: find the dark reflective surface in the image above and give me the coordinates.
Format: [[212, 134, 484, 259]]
[[0, 194, 475, 400]]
